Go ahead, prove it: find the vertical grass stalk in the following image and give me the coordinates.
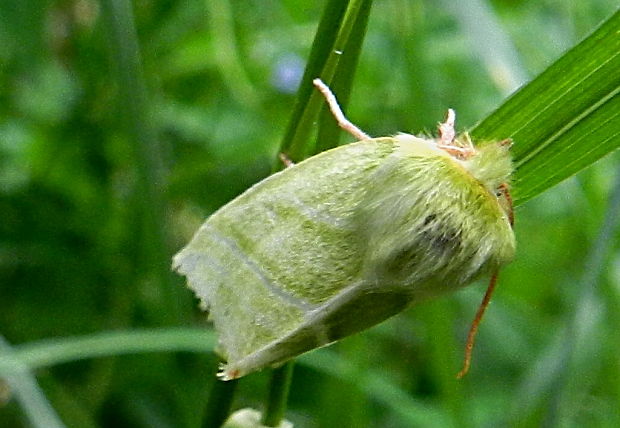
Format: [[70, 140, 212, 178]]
[[544, 168, 620, 425], [99, 0, 183, 324], [315, 0, 373, 153], [262, 362, 295, 427], [278, 0, 373, 162], [202, 375, 239, 428]]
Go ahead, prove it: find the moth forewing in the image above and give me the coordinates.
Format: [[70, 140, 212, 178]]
[[173, 138, 403, 379], [173, 79, 515, 380]]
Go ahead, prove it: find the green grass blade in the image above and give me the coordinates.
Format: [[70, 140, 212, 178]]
[[471, 9, 620, 205], [277, 0, 372, 163], [544, 169, 620, 424], [0, 338, 66, 428], [299, 350, 452, 428], [315, 0, 373, 153], [450, 0, 528, 94], [202, 378, 239, 428], [100, 0, 185, 322], [205, 0, 259, 107], [275, 0, 349, 166], [261, 362, 295, 427], [0, 329, 216, 374], [0, 329, 442, 427]]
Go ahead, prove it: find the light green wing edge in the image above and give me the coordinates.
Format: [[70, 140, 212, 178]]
[[173, 138, 397, 378]]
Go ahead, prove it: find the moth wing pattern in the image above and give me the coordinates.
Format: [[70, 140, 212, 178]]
[[174, 134, 516, 379], [174, 138, 399, 378]]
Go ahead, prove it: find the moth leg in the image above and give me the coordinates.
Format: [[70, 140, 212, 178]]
[[438, 108, 456, 145], [457, 270, 500, 379], [312, 78, 371, 141], [436, 110, 476, 159], [459, 132, 476, 150], [279, 152, 295, 168]]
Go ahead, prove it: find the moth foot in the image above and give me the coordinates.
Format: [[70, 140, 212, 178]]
[[279, 153, 295, 168], [217, 363, 241, 381], [312, 78, 371, 141]]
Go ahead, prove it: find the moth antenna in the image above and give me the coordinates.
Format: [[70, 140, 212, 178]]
[[498, 183, 514, 227], [499, 138, 513, 148], [312, 78, 371, 141], [456, 270, 500, 379], [438, 108, 456, 145], [461, 132, 475, 150], [456, 182, 513, 378]]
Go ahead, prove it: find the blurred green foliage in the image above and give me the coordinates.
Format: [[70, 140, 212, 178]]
[[1, 0, 619, 427]]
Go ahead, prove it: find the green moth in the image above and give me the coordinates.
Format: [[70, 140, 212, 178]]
[[173, 79, 515, 380]]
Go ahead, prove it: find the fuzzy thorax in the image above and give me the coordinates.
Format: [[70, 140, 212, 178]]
[[396, 133, 513, 196], [461, 142, 512, 195]]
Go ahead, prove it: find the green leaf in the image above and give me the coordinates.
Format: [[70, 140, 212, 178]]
[[0, 339, 66, 428], [277, 0, 373, 164], [315, 0, 374, 154], [471, 9, 620, 205], [0, 329, 444, 428], [0, 329, 216, 373]]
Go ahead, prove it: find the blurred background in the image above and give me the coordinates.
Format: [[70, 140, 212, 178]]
[[1, 0, 619, 427]]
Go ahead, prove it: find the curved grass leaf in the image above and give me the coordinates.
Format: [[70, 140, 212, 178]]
[[0, 329, 438, 428], [471, 9, 620, 205], [0, 330, 216, 373], [0, 339, 66, 428]]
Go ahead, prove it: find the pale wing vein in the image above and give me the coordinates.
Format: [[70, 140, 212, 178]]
[[203, 223, 317, 311]]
